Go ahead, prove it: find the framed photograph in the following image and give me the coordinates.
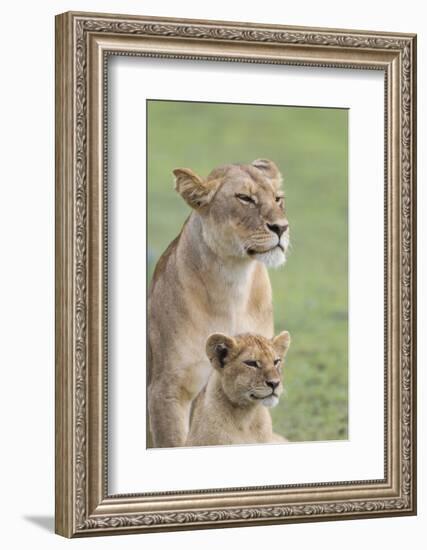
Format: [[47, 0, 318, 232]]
[[55, 11, 417, 537]]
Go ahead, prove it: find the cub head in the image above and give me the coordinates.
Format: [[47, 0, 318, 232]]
[[206, 331, 291, 408], [173, 160, 289, 268]]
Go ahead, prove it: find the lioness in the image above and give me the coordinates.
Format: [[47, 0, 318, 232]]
[[148, 159, 290, 447], [187, 331, 291, 447]]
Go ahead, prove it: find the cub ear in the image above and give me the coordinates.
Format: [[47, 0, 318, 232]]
[[251, 159, 283, 186], [173, 168, 220, 210], [206, 333, 237, 370], [272, 331, 291, 358]]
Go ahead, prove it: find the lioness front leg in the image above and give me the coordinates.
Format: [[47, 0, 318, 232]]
[[148, 384, 191, 448]]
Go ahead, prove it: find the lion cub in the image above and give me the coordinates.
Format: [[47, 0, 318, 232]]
[[186, 331, 291, 447]]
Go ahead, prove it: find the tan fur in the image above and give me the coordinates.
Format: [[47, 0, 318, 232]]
[[187, 332, 291, 446], [148, 160, 290, 448]]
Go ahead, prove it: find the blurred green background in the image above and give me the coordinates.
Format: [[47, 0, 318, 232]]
[[147, 100, 348, 442]]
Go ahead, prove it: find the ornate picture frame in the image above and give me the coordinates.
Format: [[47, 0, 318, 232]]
[[55, 11, 417, 537]]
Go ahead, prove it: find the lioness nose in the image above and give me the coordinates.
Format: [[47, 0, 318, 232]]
[[267, 222, 288, 237], [266, 379, 280, 390]]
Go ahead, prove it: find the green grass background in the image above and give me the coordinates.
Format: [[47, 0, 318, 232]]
[[147, 100, 348, 442]]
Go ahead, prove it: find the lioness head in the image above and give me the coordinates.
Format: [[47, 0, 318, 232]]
[[173, 160, 289, 268], [206, 331, 291, 408]]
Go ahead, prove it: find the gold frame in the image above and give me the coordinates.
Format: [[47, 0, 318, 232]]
[[55, 11, 417, 538]]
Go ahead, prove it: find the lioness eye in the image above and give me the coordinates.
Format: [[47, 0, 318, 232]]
[[275, 196, 284, 204], [243, 360, 260, 368], [236, 193, 254, 204], [274, 358, 281, 367]]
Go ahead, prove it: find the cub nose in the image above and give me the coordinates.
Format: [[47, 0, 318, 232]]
[[267, 222, 288, 237], [266, 379, 280, 391]]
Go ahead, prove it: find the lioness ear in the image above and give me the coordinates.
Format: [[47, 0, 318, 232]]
[[173, 168, 220, 210], [272, 331, 291, 358], [206, 333, 237, 370], [251, 159, 283, 186]]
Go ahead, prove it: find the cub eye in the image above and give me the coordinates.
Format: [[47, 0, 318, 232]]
[[243, 360, 260, 368], [275, 196, 284, 205], [236, 193, 254, 204], [274, 358, 281, 367]]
